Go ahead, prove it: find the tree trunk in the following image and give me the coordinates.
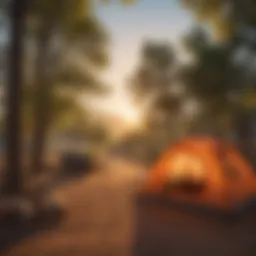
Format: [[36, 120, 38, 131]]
[[30, 27, 51, 174], [3, 0, 28, 194], [30, 109, 49, 174]]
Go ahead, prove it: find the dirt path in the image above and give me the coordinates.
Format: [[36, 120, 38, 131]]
[[3, 157, 256, 256], [2, 158, 145, 256]]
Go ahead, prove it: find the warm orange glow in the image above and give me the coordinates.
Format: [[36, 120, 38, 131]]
[[142, 137, 256, 209]]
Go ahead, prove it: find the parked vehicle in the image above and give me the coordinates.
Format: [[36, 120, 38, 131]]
[[60, 150, 95, 175]]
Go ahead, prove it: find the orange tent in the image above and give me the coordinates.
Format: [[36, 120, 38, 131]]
[[143, 137, 256, 210]]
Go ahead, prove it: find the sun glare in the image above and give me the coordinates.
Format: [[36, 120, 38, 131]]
[[123, 106, 141, 124]]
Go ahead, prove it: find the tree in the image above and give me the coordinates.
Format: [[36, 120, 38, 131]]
[[3, 0, 28, 194], [179, 27, 242, 137], [130, 40, 175, 102], [129, 40, 188, 151], [180, 0, 256, 97], [180, 0, 256, 164], [181, 0, 256, 42], [26, 0, 109, 173]]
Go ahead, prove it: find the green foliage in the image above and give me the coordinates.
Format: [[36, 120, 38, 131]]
[[99, 0, 136, 5], [130, 40, 175, 103], [179, 0, 256, 150], [185, 47, 237, 101], [181, 0, 234, 41], [54, 63, 109, 94], [25, 0, 110, 134], [182, 26, 210, 54], [142, 41, 175, 70], [29, 0, 92, 31], [129, 40, 187, 145], [181, 0, 256, 42], [18, 0, 112, 174], [180, 2, 256, 105]]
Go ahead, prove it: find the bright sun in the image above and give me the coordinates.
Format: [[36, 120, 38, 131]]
[[123, 107, 141, 126]]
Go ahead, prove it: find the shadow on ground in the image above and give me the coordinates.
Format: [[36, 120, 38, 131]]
[[0, 205, 64, 253], [134, 196, 256, 256], [0, 168, 90, 254]]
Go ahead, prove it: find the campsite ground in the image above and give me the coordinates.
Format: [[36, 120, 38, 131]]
[[135, 198, 256, 256], [1, 156, 256, 256]]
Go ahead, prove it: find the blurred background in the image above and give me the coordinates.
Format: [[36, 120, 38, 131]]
[[0, 0, 255, 255]]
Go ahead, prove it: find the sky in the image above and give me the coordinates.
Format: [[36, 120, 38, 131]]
[[89, 0, 194, 126]]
